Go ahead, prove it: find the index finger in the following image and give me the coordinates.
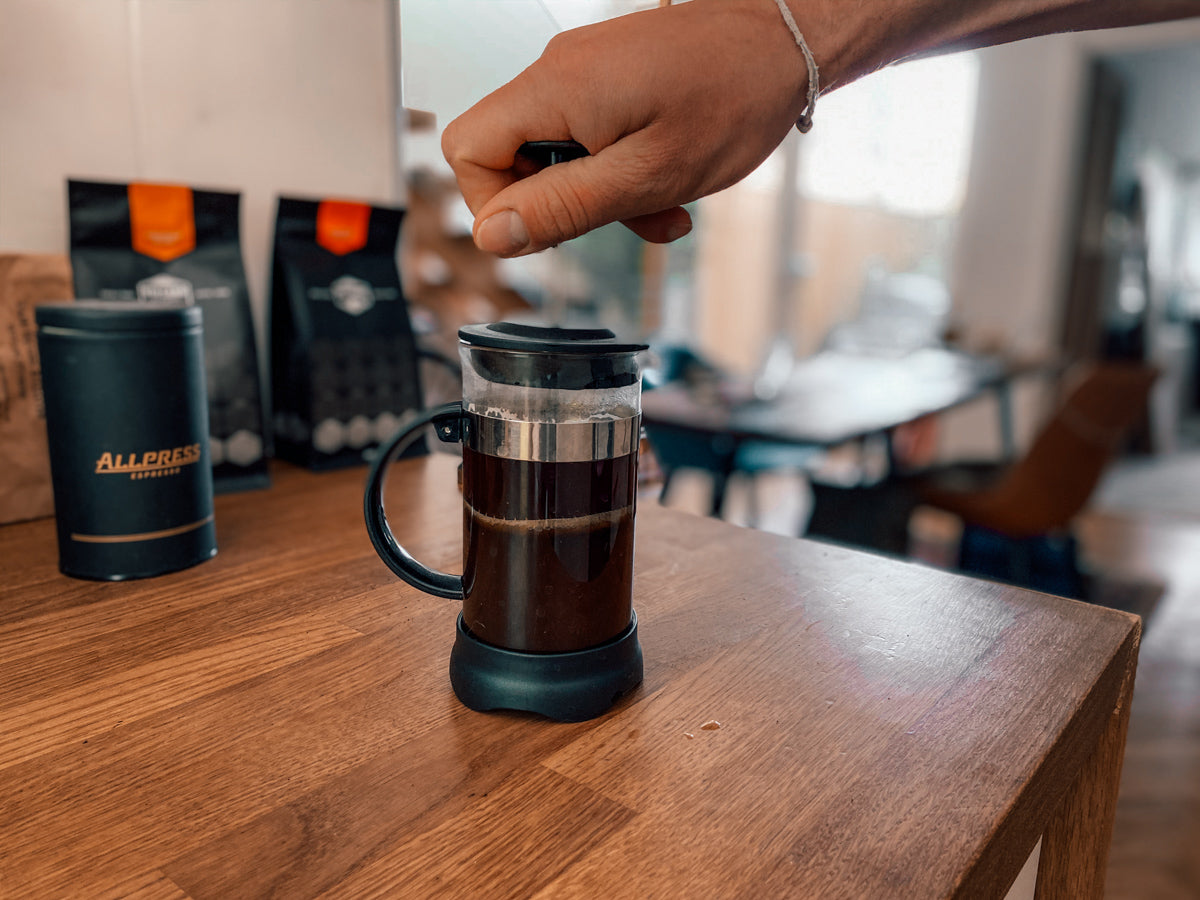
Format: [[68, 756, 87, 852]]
[[440, 67, 572, 216]]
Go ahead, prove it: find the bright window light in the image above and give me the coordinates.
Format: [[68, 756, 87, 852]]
[[800, 52, 980, 217]]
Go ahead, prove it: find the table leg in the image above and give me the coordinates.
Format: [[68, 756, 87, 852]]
[[1034, 626, 1140, 899], [710, 469, 729, 518], [997, 382, 1017, 462]]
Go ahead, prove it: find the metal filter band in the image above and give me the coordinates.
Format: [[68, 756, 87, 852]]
[[466, 412, 640, 462]]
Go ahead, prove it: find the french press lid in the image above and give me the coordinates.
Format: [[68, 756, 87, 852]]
[[458, 322, 648, 391]]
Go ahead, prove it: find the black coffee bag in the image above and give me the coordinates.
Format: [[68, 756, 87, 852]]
[[269, 196, 425, 470], [67, 179, 270, 493]]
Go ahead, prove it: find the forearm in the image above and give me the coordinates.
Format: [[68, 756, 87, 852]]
[[938, 1, 1200, 52], [794, 0, 1200, 92]]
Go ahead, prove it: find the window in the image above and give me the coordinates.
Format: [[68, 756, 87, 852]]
[[697, 51, 981, 369]]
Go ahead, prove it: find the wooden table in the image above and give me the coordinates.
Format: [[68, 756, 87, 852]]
[[0, 456, 1139, 899]]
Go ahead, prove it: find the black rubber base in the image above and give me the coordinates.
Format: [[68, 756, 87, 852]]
[[449, 612, 643, 722]]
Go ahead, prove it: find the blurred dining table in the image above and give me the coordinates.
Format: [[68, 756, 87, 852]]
[[642, 345, 1022, 451], [639, 345, 1042, 519]]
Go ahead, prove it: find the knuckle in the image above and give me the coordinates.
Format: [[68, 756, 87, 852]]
[[440, 119, 471, 171], [439, 123, 459, 161], [528, 177, 596, 245], [610, 153, 690, 218], [541, 29, 581, 62]]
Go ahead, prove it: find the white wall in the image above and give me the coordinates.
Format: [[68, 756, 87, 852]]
[[951, 36, 1083, 365], [0, 0, 400, 338]]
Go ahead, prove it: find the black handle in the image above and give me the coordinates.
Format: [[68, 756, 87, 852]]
[[364, 401, 465, 600], [517, 140, 590, 168]]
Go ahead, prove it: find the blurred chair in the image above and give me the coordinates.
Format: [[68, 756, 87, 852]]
[[641, 342, 737, 515], [416, 344, 463, 409], [641, 342, 719, 392], [642, 419, 738, 517], [641, 342, 818, 522], [645, 422, 820, 524], [915, 361, 1157, 597]]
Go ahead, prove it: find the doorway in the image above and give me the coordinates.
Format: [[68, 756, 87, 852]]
[[1064, 41, 1200, 451]]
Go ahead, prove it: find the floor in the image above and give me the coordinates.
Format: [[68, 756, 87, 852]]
[[651, 446, 1200, 899], [1082, 454, 1200, 900]]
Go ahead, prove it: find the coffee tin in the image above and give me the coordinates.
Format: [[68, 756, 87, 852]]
[[36, 300, 217, 579]]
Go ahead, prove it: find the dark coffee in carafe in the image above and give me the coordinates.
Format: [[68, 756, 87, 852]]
[[461, 448, 637, 652]]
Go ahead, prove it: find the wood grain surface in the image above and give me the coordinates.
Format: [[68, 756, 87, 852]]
[[0, 456, 1139, 899]]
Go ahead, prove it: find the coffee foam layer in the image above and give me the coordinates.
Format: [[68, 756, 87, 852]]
[[465, 502, 633, 532]]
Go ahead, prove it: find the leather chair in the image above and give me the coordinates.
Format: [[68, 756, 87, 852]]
[[642, 343, 818, 522], [916, 362, 1157, 597]]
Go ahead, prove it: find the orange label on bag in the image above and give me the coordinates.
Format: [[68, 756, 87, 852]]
[[316, 200, 371, 256], [128, 183, 196, 262]]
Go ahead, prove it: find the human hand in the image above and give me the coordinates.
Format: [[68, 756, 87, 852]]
[[440, 0, 815, 257], [441, 0, 1200, 259]]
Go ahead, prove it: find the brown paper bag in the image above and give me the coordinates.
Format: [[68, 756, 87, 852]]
[[0, 254, 73, 525]]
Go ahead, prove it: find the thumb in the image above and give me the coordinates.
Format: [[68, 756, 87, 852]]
[[471, 156, 604, 257]]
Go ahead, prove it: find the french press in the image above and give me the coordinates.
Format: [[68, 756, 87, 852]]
[[365, 322, 647, 721]]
